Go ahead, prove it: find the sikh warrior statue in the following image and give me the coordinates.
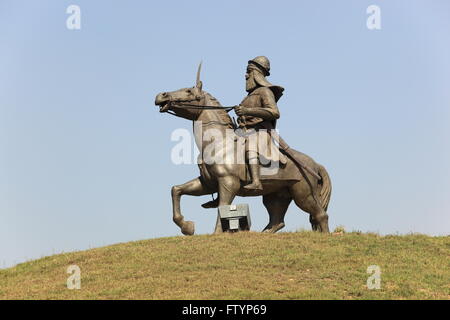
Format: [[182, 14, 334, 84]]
[[234, 56, 285, 191], [155, 56, 331, 233]]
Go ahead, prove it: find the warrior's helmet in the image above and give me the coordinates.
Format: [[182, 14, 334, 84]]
[[248, 56, 271, 76], [247, 56, 284, 101]]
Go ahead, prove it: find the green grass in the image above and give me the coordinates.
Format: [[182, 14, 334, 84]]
[[0, 232, 449, 299]]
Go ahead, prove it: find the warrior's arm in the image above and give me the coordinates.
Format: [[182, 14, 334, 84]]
[[244, 108, 278, 120], [244, 88, 280, 120]]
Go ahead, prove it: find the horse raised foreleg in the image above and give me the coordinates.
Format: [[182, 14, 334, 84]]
[[213, 176, 241, 234], [172, 177, 215, 236]]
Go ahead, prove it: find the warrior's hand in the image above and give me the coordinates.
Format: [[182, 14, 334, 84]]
[[234, 105, 248, 116]]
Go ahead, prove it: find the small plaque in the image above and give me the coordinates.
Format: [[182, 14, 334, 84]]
[[229, 219, 239, 230], [218, 204, 251, 232]]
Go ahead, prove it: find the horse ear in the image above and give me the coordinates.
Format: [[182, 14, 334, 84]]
[[196, 61, 202, 90]]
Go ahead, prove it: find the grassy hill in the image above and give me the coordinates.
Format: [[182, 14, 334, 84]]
[[1, 232, 449, 300]]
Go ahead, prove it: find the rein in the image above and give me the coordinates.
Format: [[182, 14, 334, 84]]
[[169, 101, 235, 112], [163, 96, 237, 128]]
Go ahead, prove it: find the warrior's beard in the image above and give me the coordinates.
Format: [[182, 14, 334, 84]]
[[246, 74, 257, 92]]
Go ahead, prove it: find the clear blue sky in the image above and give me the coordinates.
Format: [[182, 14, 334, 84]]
[[1, 0, 449, 268]]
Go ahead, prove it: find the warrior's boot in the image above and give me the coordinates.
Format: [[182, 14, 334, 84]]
[[201, 197, 219, 209], [244, 163, 263, 191]]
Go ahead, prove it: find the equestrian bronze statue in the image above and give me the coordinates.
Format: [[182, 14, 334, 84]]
[[154, 57, 332, 235]]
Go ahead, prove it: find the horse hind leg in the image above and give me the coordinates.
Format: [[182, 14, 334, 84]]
[[290, 181, 329, 233], [262, 190, 292, 233], [309, 215, 319, 231]]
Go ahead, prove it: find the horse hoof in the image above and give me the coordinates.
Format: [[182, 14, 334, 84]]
[[181, 221, 195, 236], [263, 223, 285, 234]]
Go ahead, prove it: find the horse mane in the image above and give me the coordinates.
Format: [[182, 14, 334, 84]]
[[203, 91, 221, 106], [203, 91, 234, 127]]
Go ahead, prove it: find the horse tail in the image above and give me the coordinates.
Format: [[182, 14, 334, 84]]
[[317, 165, 332, 211]]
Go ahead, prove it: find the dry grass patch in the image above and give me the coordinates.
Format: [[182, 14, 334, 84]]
[[1, 232, 449, 299]]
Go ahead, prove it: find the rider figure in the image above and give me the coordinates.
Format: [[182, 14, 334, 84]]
[[234, 56, 284, 191]]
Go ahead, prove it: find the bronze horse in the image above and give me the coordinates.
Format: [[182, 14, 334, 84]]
[[155, 66, 332, 235]]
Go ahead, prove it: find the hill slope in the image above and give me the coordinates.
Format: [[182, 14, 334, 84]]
[[1, 232, 449, 299]]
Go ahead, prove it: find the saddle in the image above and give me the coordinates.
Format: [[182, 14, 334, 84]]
[[233, 128, 288, 167], [197, 147, 294, 188]]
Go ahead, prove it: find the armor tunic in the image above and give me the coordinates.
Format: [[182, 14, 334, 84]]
[[236, 87, 285, 164], [237, 87, 280, 130]]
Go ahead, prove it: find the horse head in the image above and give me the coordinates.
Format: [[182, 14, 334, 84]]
[[155, 62, 205, 120]]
